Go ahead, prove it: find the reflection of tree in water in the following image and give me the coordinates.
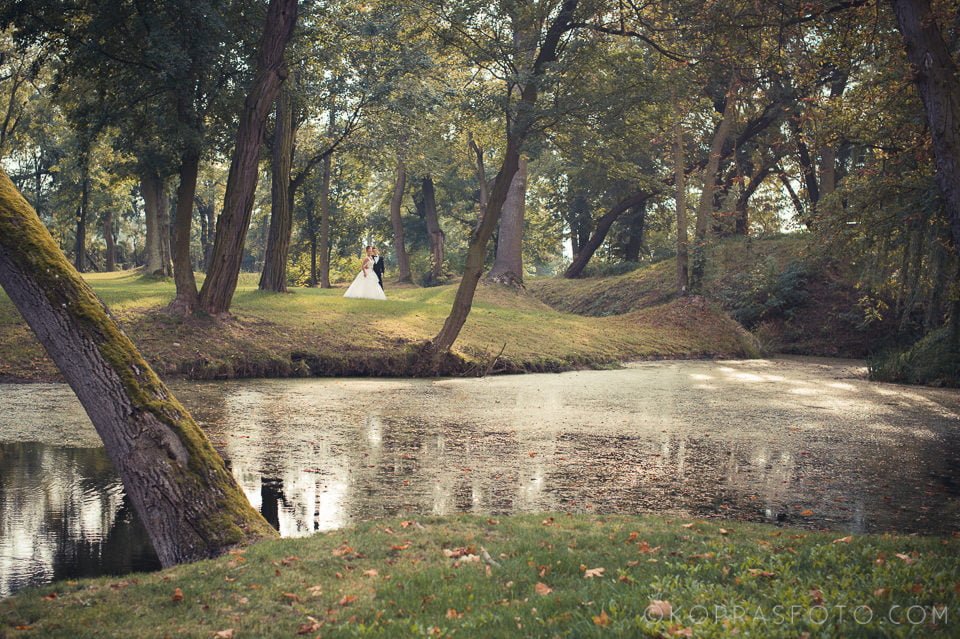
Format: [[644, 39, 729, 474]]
[[0, 443, 158, 597]]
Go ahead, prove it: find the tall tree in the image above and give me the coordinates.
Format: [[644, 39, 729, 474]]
[[389, 157, 412, 283], [259, 84, 296, 292], [0, 171, 276, 566], [199, 0, 298, 314], [890, 0, 960, 250]]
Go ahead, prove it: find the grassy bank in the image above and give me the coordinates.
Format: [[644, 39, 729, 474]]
[[530, 235, 885, 358], [0, 271, 758, 382], [2, 514, 956, 638]]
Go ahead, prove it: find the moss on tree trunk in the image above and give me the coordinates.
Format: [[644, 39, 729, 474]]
[[0, 170, 277, 567]]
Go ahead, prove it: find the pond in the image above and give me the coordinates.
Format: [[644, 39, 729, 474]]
[[1, 357, 959, 597]]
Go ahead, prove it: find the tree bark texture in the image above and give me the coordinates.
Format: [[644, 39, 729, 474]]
[[169, 150, 200, 313], [691, 76, 739, 292], [469, 134, 488, 231], [74, 159, 89, 273], [563, 191, 649, 278], [622, 203, 647, 262], [141, 168, 171, 277], [102, 209, 116, 272], [421, 176, 445, 283], [0, 171, 277, 567], [317, 153, 332, 288], [390, 158, 412, 283], [487, 157, 527, 287], [199, 0, 298, 314], [675, 120, 689, 294], [259, 85, 296, 293], [891, 0, 960, 250]]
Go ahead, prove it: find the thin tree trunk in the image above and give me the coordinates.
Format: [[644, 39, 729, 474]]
[[0, 171, 276, 567], [304, 193, 318, 287], [622, 203, 646, 262], [924, 236, 949, 331], [563, 191, 648, 279], [468, 133, 488, 231], [390, 158, 412, 283], [199, 0, 298, 314], [260, 85, 296, 293], [317, 154, 332, 288], [74, 148, 90, 272], [691, 76, 739, 293], [675, 120, 689, 294], [159, 185, 173, 278], [891, 0, 960, 250], [169, 150, 201, 313], [422, 176, 445, 283], [487, 157, 527, 287], [103, 210, 116, 272], [142, 168, 165, 276], [426, 0, 578, 357]]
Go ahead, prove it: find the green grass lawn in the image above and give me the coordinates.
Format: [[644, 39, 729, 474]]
[[2, 514, 956, 638], [0, 271, 758, 381]]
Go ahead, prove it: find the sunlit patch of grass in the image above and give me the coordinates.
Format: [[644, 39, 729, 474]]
[[3, 514, 956, 638], [0, 270, 757, 381]]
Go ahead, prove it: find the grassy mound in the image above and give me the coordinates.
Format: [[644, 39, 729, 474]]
[[2, 514, 956, 638], [869, 326, 960, 387], [530, 235, 884, 358], [0, 271, 758, 382]]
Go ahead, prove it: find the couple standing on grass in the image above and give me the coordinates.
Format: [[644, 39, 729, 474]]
[[343, 245, 387, 300]]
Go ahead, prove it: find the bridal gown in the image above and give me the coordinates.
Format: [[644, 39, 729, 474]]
[[343, 262, 386, 300]]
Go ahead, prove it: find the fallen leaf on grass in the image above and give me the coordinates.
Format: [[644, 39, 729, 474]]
[[832, 536, 853, 544], [593, 610, 611, 626], [583, 567, 605, 579], [535, 582, 553, 596], [800, 509, 814, 517], [339, 594, 358, 607], [42, 592, 58, 601], [810, 589, 824, 604], [213, 630, 234, 639], [719, 528, 730, 535], [363, 569, 379, 577], [646, 600, 672, 619], [297, 617, 321, 635], [874, 588, 890, 597], [895, 553, 916, 565], [668, 624, 693, 637], [746, 569, 776, 578], [14, 625, 32, 631], [390, 544, 410, 552], [171, 587, 184, 603], [446, 608, 463, 619], [681, 523, 695, 529], [637, 542, 661, 554], [283, 592, 301, 603]]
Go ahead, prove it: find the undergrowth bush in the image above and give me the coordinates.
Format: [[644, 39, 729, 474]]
[[716, 257, 810, 329]]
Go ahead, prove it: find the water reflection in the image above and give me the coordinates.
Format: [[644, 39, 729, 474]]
[[1, 358, 959, 597]]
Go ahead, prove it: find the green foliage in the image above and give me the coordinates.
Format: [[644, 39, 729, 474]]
[[716, 258, 811, 329], [869, 327, 960, 387], [3, 514, 957, 638]]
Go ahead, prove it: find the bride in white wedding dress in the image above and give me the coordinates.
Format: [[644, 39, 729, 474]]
[[343, 246, 386, 300]]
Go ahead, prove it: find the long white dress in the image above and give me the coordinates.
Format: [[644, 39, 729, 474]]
[[343, 260, 386, 300]]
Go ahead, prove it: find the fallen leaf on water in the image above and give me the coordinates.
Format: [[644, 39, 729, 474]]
[[832, 536, 853, 544], [535, 582, 553, 596], [646, 600, 672, 619], [593, 610, 611, 626], [528, 451, 537, 457], [583, 567, 605, 579], [171, 587, 184, 603]]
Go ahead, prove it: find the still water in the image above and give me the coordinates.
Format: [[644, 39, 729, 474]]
[[2, 358, 959, 597]]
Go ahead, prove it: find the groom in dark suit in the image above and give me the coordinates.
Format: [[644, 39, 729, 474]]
[[371, 246, 385, 289]]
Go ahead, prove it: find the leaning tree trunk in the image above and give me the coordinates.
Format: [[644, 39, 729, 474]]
[[0, 171, 276, 567], [563, 191, 649, 278], [168, 150, 201, 313], [390, 158, 412, 283], [259, 85, 296, 293], [421, 176, 445, 283], [426, 0, 579, 358], [891, 0, 960, 251], [198, 0, 298, 314], [690, 76, 739, 293], [487, 157, 527, 287]]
